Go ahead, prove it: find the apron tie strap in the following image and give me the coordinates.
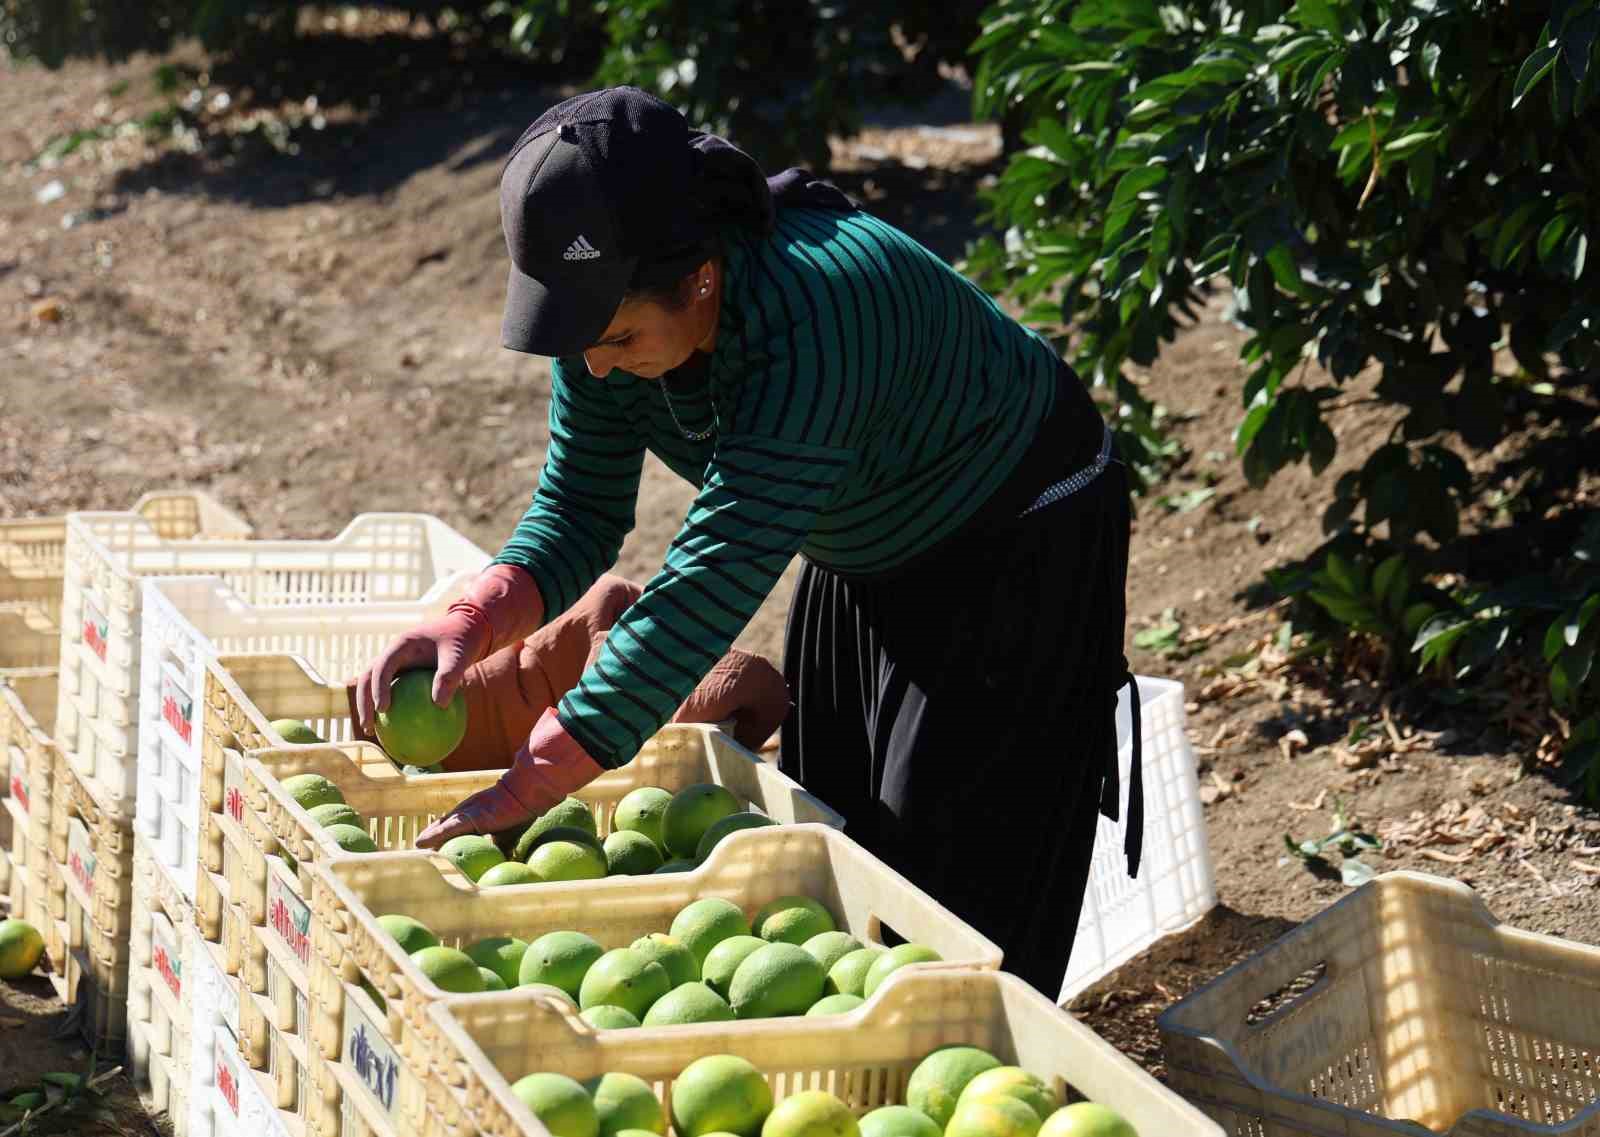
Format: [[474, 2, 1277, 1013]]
[[1098, 667, 1144, 879]]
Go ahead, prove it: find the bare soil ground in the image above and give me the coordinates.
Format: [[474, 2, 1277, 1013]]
[[4, 20, 1600, 1124]]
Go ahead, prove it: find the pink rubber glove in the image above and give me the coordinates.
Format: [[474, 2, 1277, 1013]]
[[353, 563, 544, 736], [414, 708, 604, 849]]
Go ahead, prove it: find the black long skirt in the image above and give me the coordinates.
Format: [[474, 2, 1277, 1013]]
[[778, 400, 1134, 998]]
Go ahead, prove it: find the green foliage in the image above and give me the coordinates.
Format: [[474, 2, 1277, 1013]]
[[1273, 545, 1445, 669], [1282, 797, 1382, 886], [967, 0, 1600, 534]]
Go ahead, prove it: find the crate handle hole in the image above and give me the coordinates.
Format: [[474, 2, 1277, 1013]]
[[1245, 960, 1328, 1027], [864, 916, 909, 949]]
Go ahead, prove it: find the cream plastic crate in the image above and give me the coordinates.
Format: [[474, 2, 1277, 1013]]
[[136, 574, 480, 910], [426, 967, 1221, 1137], [218, 725, 844, 1134], [128, 830, 197, 1128], [1060, 673, 1216, 1003], [304, 823, 1001, 1137], [1, 490, 250, 629], [48, 745, 136, 1052], [55, 512, 488, 818], [1159, 871, 1600, 1136], [2, 670, 59, 929]]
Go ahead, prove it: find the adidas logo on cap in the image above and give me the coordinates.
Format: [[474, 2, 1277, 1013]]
[[563, 235, 601, 261]]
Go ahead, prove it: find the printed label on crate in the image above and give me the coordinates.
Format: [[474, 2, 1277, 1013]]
[[214, 1039, 243, 1119], [152, 920, 183, 1001], [342, 996, 406, 1117], [67, 817, 96, 898], [223, 750, 246, 824], [266, 870, 312, 968], [160, 670, 194, 746], [82, 591, 110, 662], [7, 745, 27, 815]]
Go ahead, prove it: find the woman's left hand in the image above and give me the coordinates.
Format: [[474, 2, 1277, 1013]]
[[415, 708, 605, 848]]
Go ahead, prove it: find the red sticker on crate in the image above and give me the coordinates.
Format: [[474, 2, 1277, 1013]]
[[223, 752, 245, 823], [8, 748, 27, 815], [68, 818, 96, 898], [161, 671, 193, 745], [82, 593, 109, 662], [342, 996, 404, 1116], [153, 922, 183, 1000], [266, 870, 312, 968], [215, 1044, 242, 1118]]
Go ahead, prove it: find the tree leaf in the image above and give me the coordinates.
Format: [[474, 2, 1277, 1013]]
[[1513, 39, 1560, 109]]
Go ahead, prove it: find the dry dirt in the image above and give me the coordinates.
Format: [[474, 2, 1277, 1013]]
[[4, 20, 1600, 1123]]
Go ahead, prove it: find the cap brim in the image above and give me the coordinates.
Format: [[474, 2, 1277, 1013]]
[[501, 257, 634, 357]]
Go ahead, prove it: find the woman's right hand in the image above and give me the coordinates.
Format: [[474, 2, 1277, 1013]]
[[353, 609, 491, 736]]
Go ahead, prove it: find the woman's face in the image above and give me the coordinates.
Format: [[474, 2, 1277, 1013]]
[[581, 262, 719, 380]]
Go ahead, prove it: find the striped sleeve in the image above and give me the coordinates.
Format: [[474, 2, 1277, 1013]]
[[493, 358, 643, 621], [555, 433, 853, 767]]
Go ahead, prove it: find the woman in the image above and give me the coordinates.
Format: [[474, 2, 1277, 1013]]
[[356, 86, 1138, 996]]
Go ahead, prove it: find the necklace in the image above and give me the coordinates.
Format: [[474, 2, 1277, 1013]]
[[661, 377, 718, 442]]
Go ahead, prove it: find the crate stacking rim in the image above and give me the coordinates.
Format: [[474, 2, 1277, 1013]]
[[305, 822, 1000, 1137], [428, 966, 1223, 1137], [54, 509, 488, 819], [1060, 672, 1216, 1004], [222, 722, 843, 1134], [137, 571, 479, 908], [1159, 871, 1600, 1137]]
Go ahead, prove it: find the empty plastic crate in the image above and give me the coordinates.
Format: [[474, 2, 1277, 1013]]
[[1059, 673, 1216, 1003], [1159, 871, 1600, 1136], [137, 572, 480, 909], [55, 511, 488, 816], [426, 967, 1222, 1137]]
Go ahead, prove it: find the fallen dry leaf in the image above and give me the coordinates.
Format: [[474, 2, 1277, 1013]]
[[1279, 728, 1310, 760]]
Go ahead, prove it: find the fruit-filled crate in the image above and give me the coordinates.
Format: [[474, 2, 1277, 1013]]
[[1, 490, 251, 629], [126, 831, 196, 1129], [137, 572, 483, 912], [2, 669, 59, 934], [46, 748, 135, 1052], [54, 511, 487, 819], [1059, 673, 1216, 1003], [1159, 870, 1600, 1136], [302, 823, 1002, 1137], [426, 966, 1222, 1137]]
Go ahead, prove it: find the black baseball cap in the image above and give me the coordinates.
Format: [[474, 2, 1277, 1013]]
[[499, 87, 712, 357]]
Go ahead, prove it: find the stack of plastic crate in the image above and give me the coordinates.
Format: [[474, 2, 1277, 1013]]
[[1, 669, 57, 935]]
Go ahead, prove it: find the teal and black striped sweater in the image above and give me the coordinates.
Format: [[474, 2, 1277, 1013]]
[[496, 207, 1065, 766]]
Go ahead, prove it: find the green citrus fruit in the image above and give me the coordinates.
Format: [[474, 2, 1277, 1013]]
[[523, 824, 605, 858], [604, 830, 664, 875], [669, 897, 750, 971], [478, 860, 541, 887], [374, 668, 467, 766], [359, 977, 387, 1015], [512, 797, 597, 861], [801, 932, 862, 976], [959, 1068, 1057, 1123], [579, 1004, 640, 1030], [655, 860, 698, 874], [410, 946, 486, 994], [701, 935, 766, 1000], [281, 773, 344, 811], [586, 1072, 666, 1137], [307, 802, 363, 829], [661, 784, 741, 859], [0, 919, 45, 980], [376, 914, 437, 956], [479, 967, 507, 991], [1038, 1104, 1139, 1137], [694, 812, 776, 862], [641, 982, 735, 1026], [753, 897, 835, 946], [630, 933, 698, 986], [527, 840, 608, 882], [905, 1047, 1002, 1130], [270, 718, 323, 744], [824, 948, 883, 998], [946, 1096, 1041, 1137], [862, 944, 941, 999], [670, 1055, 773, 1137], [466, 937, 529, 989], [760, 1091, 858, 1137], [728, 942, 825, 1019], [520, 932, 605, 999], [577, 948, 671, 1020], [523, 982, 578, 1008], [612, 786, 673, 849], [438, 834, 505, 882], [858, 1106, 943, 1137], [323, 822, 377, 853], [804, 993, 864, 1016], [510, 1072, 599, 1137]]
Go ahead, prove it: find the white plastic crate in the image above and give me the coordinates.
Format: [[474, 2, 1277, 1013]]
[[54, 511, 488, 821], [187, 924, 252, 1137], [136, 572, 479, 907], [1058, 674, 1215, 1003]]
